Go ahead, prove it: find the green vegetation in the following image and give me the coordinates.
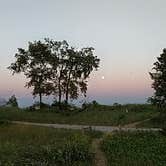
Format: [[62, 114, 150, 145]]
[[0, 124, 94, 165], [6, 95, 18, 107], [0, 102, 164, 165], [0, 104, 158, 126], [137, 112, 166, 128], [102, 131, 166, 166], [1, 123, 166, 166]]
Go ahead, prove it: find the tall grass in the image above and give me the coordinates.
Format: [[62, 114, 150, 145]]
[[0, 104, 158, 126], [102, 131, 166, 166], [0, 124, 93, 165]]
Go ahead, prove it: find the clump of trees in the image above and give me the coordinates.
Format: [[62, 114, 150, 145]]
[[8, 38, 100, 108], [149, 49, 166, 108], [7, 95, 18, 107]]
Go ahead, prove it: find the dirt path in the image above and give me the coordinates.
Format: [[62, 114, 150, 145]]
[[123, 118, 152, 128], [11, 121, 162, 132], [92, 138, 107, 166]]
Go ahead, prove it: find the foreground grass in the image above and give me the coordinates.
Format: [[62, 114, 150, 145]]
[[0, 123, 95, 165], [0, 122, 165, 166], [0, 104, 158, 126], [102, 131, 166, 166]]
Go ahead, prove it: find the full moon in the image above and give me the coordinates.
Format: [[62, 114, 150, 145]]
[[101, 76, 105, 80]]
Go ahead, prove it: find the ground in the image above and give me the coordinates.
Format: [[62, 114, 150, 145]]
[[92, 138, 107, 166], [0, 104, 165, 165], [0, 123, 165, 166]]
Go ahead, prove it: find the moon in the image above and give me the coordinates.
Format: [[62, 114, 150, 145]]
[[101, 76, 105, 80]]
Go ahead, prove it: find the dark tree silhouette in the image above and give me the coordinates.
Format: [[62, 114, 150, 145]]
[[8, 38, 100, 109], [8, 41, 52, 108], [45, 39, 69, 105], [46, 39, 100, 105], [7, 95, 18, 107], [149, 48, 166, 108]]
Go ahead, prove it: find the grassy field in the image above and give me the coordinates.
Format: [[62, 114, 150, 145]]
[[0, 104, 159, 126], [137, 112, 166, 128], [0, 120, 165, 165], [102, 131, 166, 166], [0, 123, 97, 165]]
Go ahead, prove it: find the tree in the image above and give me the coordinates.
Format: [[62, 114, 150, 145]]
[[8, 41, 52, 108], [149, 48, 166, 108], [46, 39, 100, 105], [45, 39, 69, 105], [61, 47, 100, 104], [7, 95, 18, 107], [9, 38, 100, 109]]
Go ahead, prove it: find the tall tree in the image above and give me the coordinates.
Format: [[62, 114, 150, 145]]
[[9, 38, 100, 108], [63, 47, 100, 104], [149, 48, 166, 108], [45, 39, 100, 105], [8, 41, 52, 107], [45, 39, 69, 105]]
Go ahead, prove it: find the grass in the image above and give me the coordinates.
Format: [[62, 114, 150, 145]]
[[0, 104, 158, 126], [0, 123, 95, 165], [0, 104, 165, 166], [137, 112, 166, 128], [102, 131, 166, 166]]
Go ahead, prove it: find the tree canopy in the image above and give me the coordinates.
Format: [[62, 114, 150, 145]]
[[149, 48, 166, 108], [8, 38, 100, 108]]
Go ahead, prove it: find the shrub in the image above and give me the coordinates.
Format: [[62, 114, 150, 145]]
[[7, 95, 18, 108], [81, 100, 99, 111]]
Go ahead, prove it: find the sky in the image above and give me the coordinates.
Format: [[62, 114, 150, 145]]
[[0, 0, 166, 106]]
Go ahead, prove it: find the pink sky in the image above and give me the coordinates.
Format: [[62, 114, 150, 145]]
[[1, 0, 166, 106]]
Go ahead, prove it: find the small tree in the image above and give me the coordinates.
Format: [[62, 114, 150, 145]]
[[149, 48, 166, 108], [7, 95, 18, 107]]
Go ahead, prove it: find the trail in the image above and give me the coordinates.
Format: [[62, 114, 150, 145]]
[[123, 118, 152, 128], [11, 121, 162, 132], [92, 138, 107, 166], [11, 120, 162, 166]]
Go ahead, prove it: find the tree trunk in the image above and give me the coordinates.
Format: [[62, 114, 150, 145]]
[[58, 87, 62, 104], [65, 72, 71, 105], [39, 93, 42, 109], [65, 84, 69, 104], [58, 77, 62, 109]]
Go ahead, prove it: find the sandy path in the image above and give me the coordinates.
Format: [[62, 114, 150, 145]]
[[12, 121, 162, 132]]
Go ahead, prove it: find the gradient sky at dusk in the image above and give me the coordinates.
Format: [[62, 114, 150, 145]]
[[1, 0, 166, 106]]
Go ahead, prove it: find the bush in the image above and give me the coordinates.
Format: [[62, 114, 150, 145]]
[[26, 102, 51, 111], [81, 100, 99, 111], [0, 120, 11, 126], [52, 100, 78, 112], [61, 134, 93, 165]]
